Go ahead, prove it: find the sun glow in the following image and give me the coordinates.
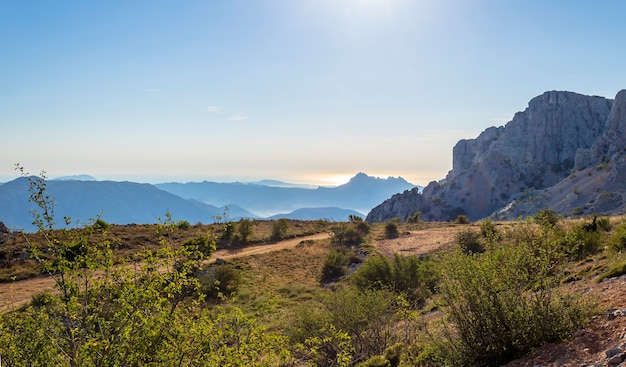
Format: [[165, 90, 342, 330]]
[[322, 174, 355, 187]]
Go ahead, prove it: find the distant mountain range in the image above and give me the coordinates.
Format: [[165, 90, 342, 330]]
[[156, 172, 416, 217], [0, 173, 417, 231]]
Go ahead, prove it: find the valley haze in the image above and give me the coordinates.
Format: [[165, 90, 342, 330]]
[[0, 172, 417, 232]]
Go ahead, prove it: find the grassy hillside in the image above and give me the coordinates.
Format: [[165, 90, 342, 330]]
[[2, 202, 626, 365]]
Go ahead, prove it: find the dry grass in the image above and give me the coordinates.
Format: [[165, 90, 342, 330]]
[[0, 219, 329, 282]]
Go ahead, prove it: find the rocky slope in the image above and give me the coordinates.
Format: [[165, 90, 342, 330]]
[[367, 90, 626, 222]]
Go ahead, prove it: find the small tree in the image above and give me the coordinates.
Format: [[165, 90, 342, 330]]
[[237, 218, 253, 244], [271, 218, 289, 241]]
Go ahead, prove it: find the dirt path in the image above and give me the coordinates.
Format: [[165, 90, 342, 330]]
[[0, 232, 330, 314], [211, 232, 329, 260], [372, 226, 460, 258]]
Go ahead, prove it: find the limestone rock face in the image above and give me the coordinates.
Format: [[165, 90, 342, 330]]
[[366, 90, 626, 223]]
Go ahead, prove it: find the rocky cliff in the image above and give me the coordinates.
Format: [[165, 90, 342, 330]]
[[366, 90, 626, 222]]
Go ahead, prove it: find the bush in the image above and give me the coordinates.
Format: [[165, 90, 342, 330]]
[[219, 221, 236, 245], [200, 263, 241, 300], [406, 211, 421, 224], [597, 261, 626, 283], [433, 243, 594, 366], [237, 219, 253, 244], [349, 215, 364, 223], [271, 218, 289, 241], [357, 355, 390, 367], [608, 221, 626, 253], [321, 250, 349, 283], [479, 219, 498, 240], [454, 214, 470, 224], [564, 220, 603, 260], [331, 224, 365, 246], [91, 218, 110, 230], [535, 209, 560, 229], [292, 288, 411, 366], [352, 253, 437, 303], [182, 235, 217, 259], [455, 228, 484, 254], [384, 222, 399, 239], [596, 216, 612, 232], [176, 220, 191, 229], [356, 221, 371, 236]]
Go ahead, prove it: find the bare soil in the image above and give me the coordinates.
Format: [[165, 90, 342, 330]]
[[373, 225, 460, 258]]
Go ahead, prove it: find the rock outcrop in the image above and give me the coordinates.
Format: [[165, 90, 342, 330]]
[[367, 90, 626, 222]]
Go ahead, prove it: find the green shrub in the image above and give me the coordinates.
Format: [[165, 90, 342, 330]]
[[352, 253, 437, 303], [182, 235, 217, 259], [407, 211, 421, 223], [455, 228, 484, 254], [200, 263, 241, 300], [176, 220, 191, 229], [292, 288, 410, 366], [349, 215, 364, 223], [564, 220, 603, 260], [219, 221, 236, 245], [321, 250, 349, 283], [596, 216, 612, 232], [597, 261, 626, 282], [479, 219, 498, 240], [433, 243, 593, 366], [357, 355, 390, 367], [91, 218, 110, 230], [237, 218, 253, 244], [454, 214, 470, 224], [384, 222, 399, 239], [331, 224, 365, 246], [271, 218, 289, 241], [608, 221, 626, 253], [534, 209, 560, 229], [357, 221, 371, 236]]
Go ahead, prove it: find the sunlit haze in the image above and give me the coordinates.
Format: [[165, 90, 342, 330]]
[[2, 1, 625, 187]]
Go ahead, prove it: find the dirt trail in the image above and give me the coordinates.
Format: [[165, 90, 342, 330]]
[[373, 226, 460, 257], [0, 232, 330, 314]]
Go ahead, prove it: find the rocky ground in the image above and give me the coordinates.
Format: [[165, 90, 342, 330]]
[[504, 274, 626, 367]]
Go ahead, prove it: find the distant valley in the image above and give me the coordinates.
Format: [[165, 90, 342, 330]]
[[0, 173, 416, 231]]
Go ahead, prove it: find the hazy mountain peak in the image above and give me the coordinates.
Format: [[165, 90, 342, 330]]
[[342, 172, 412, 188], [52, 175, 97, 181]]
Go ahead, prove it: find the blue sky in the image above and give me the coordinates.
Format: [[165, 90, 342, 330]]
[[1, 0, 625, 186]]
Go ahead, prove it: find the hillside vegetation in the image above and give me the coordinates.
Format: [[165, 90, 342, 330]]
[[2, 174, 626, 366]]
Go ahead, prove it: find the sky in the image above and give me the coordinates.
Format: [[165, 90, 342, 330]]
[[1, 0, 626, 187]]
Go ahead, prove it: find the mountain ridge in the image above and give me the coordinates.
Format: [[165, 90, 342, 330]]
[[367, 89, 626, 222], [0, 173, 416, 231]]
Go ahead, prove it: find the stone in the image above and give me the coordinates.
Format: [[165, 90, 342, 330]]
[[606, 353, 624, 365], [366, 90, 626, 223], [606, 348, 622, 358]]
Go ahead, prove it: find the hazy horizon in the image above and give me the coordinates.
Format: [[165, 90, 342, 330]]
[[0, 170, 418, 188], [2, 1, 625, 188]]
